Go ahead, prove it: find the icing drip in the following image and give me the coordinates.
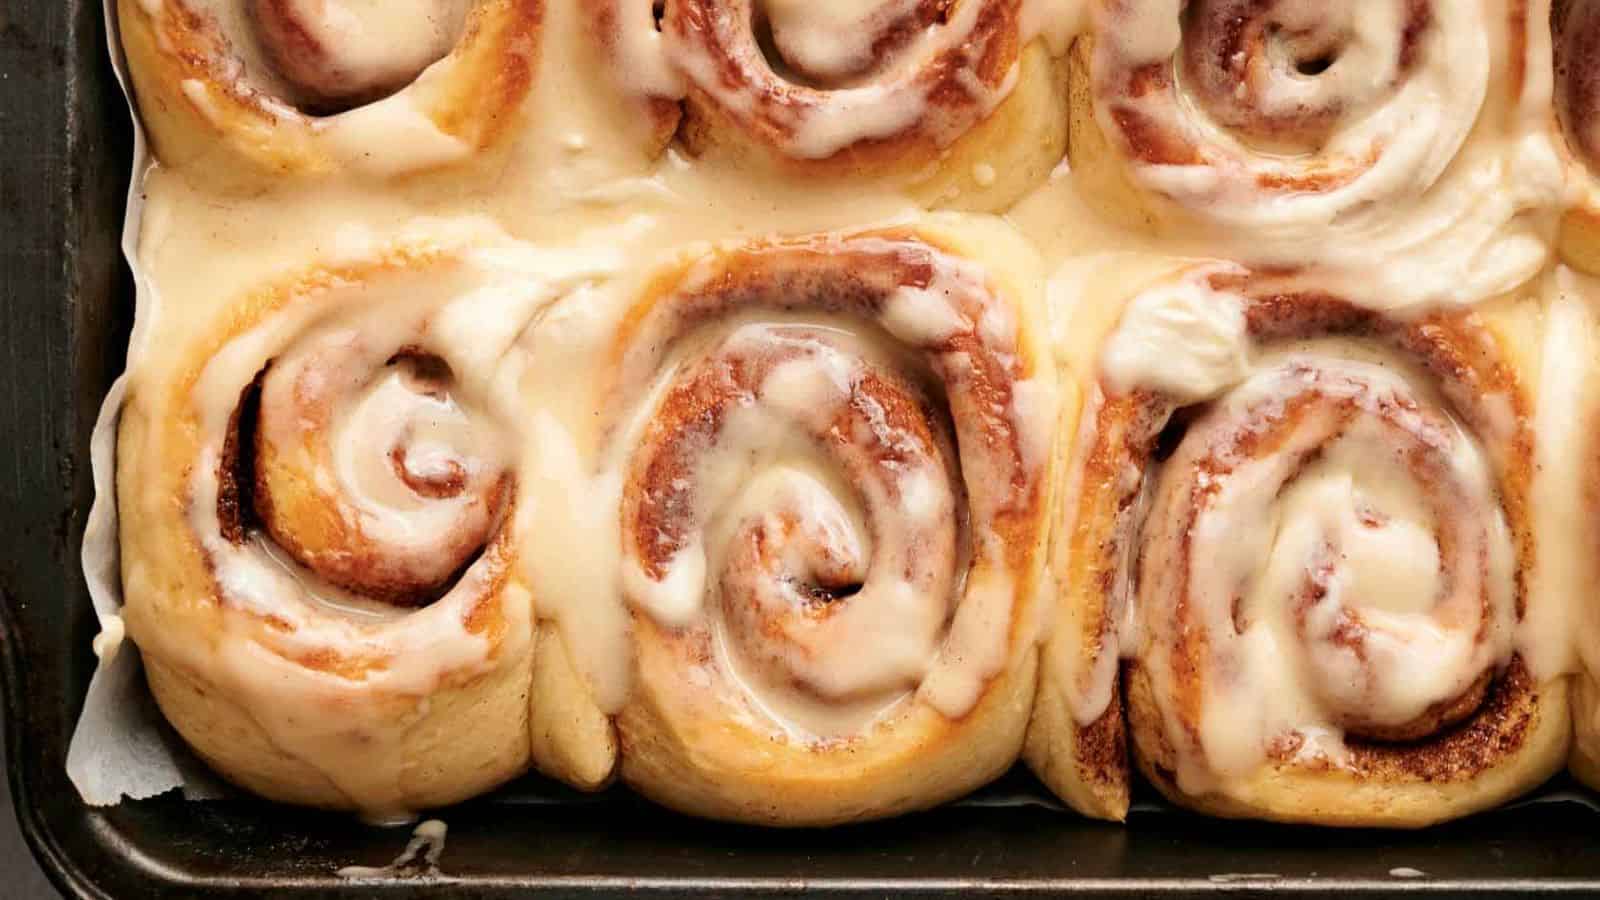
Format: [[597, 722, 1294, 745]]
[[622, 327, 960, 736], [1142, 356, 1514, 789], [1095, 0, 1483, 217]]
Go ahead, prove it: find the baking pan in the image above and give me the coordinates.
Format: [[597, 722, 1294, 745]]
[[7, 0, 1600, 895]]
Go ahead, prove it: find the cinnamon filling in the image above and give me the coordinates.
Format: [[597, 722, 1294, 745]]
[[606, 232, 1043, 735], [666, 0, 1018, 159], [216, 347, 508, 608], [1174, 0, 1428, 152], [246, 0, 471, 114]]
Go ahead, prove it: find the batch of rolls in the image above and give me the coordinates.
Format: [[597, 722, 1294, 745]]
[[107, 0, 1600, 828]]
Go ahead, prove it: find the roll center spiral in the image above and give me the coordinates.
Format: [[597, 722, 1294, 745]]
[[236, 327, 510, 606], [622, 325, 963, 736], [247, 0, 471, 112], [1145, 355, 1514, 761], [1175, 0, 1426, 152], [754, 0, 935, 86]]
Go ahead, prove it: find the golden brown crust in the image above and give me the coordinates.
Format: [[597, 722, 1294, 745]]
[[116, 0, 541, 186], [1128, 659, 1567, 827], [1571, 672, 1600, 790], [1022, 352, 1133, 821]]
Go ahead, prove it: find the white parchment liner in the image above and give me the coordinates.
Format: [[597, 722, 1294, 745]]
[[65, 0, 216, 805]]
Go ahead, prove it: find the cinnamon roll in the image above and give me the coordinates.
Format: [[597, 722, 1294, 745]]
[[115, 226, 556, 818], [1039, 263, 1569, 827], [513, 221, 1059, 825], [117, 0, 541, 184], [1066, 0, 1563, 306], [643, 0, 1069, 212], [1554, 0, 1600, 274]]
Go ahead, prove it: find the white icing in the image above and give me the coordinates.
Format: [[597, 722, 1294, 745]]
[[93, 0, 1579, 823], [1091, 0, 1563, 309], [662, 0, 1019, 159], [1142, 353, 1514, 791], [1100, 265, 1251, 400], [91, 615, 126, 662], [143, 0, 511, 176], [318, 91, 471, 176], [261, 0, 467, 98], [505, 231, 1052, 745], [133, 225, 593, 818]]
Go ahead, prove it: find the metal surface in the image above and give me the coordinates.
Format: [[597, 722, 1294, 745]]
[[5, 0, 1600, 895]]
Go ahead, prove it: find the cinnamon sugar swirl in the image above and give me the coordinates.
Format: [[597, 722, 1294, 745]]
[[117, 0, 541, 185], [1031, 263, 1569, 827], [508, 220, 1059, 825], [594, 0, 1072, 211], [1065, 0, 1564, 307]]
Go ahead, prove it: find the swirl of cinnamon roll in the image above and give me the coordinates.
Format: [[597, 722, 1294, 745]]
[[620, 0, 1069, 211], [1554, 0, 1600, 273], [115, 226, 559, 819], [117, 0, 541, 184], [1029, 263, 1570, 827], [1069, 0, 1562, 306], [514, 221, 1058, 825]]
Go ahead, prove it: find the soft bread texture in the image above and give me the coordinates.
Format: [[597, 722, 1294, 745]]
[[117, 0, 541, 187], [1023, 667, 1129, 821], [599, 221, 1060, 826], [618, 632, 1037, 826], [668, 0, 1068, 213], [138, 645, 535, 811], [1022, 355, 1129, 822], [1552, 267, 1600, 790], [116, 239, 540, 817], [1061, 36, 1162, 233], [1573, 676, 1600, 791], [528, 621, 619, 791]]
